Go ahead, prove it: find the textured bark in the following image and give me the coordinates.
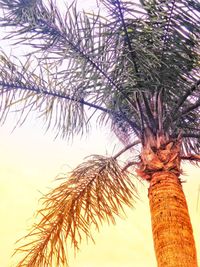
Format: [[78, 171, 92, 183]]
[[148, 171, 197, 267], [136, 137, 198, 267]]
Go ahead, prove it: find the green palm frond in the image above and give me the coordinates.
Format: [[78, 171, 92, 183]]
[[0, 51, 140, 138], [99, 0, 200, 153], [0, 0, 199, 147], [15, 155, 137, 267], [0, 52, 91, 138], [0, 0, 142, 137]]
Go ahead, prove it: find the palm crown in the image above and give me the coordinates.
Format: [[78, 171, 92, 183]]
[[0, 0, 199, 147], [0, 0, 199, 266]]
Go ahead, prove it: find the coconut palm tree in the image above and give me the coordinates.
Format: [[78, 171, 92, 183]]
[[0, 0, 199, 266]]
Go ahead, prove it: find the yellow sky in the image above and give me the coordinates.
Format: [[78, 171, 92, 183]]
[[0, 119, 199, 267]]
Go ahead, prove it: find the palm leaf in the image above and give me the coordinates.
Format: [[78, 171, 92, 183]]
[[15, 155, 137, 267], [0, 0, 199, 151], [0, 0, 199, 145], [99, 0, 200, 152]]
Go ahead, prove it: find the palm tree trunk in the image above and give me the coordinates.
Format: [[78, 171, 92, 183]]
[[136, 137, 198, 266], [148, 171, 198, 267]]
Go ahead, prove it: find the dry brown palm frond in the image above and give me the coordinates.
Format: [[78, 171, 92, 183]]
[[15, 155, 137, 267]]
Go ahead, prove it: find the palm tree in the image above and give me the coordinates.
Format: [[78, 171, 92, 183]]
[[0, 0, 199, 266]]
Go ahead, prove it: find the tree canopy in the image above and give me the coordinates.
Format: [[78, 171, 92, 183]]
[[0, 0, 199, 147]]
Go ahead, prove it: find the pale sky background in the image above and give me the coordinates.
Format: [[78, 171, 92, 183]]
[[0, 117, 200, 267], [0, 0, 200, 267]]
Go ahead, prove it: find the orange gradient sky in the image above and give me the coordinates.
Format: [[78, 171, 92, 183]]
[[0, 118, 200, 267]]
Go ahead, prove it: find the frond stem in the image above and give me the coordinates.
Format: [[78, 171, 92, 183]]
[[141, 91, 157, 131], [113, 140, 140, 159], [165, 79, 200, 128], [112, 0, 156, 130], [175, 79, 200, 112], [0, 81, 112, 113], [0, 81, 140, 130], [181, 154, 200, 162], [180, 99, 200, 116], [35, 17, 139, 116], [122, 161, 138, 172], [114, 0, 139, 74], [135, 92, 145, 134], [181, 133, 200, 139], [160, 0, 176, 60]]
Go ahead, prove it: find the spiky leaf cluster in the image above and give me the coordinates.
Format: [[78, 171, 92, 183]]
[[100, 0, 200, 154], [0, 0, 199, 151], [0, 1, 199, 266], [15, 155, 137, 267]]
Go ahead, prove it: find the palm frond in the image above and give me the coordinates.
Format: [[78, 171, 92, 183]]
[[181, 98, 200, 117], [0, 0, 141, 107], [168, 79, 200, 121], [0, 0, 144, 138], [181, 154, 200, 164], [1, 0, 199, 143], [0, 52, 91, 138], [0, 51, 142, 138], [100, 0, 200, 153], [15, 155, 137, 267]]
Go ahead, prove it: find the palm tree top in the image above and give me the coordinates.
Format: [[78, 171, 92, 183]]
[[0, 0, 199, 149], [0, 1, 200, 266]]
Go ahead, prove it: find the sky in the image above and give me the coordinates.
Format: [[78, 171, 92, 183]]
[[0, 0, 200, 267], [0, 118, 200, 267]]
